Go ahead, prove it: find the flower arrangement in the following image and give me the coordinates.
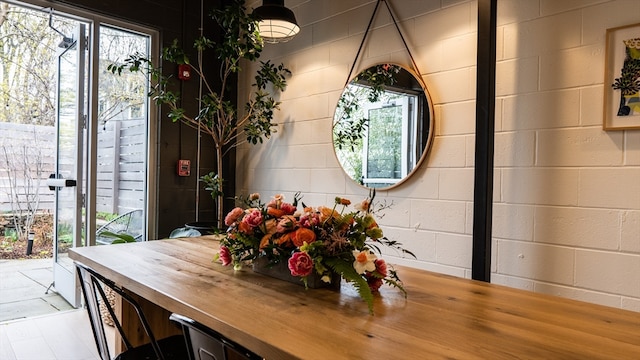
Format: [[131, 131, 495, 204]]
[[216, 190, 414, 314]]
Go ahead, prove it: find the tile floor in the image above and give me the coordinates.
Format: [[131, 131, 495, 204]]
[[0, 258, 104, 359], [0, 310, 101, 360]]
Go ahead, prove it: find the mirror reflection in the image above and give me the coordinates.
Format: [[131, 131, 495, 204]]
[[333, 64, 433, 189]]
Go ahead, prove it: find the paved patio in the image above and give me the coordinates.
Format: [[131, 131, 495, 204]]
[[0, 258, 74, 323]]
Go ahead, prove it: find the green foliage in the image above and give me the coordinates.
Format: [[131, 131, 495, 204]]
[[3, 228, 18, 242], [254, 60, 290, 90], [333, 93, 368, 152], [57, 222, 73, 244], [384, 268, 408, 298], [212, 2, 262, 64], [200, 172, 223, 200], [96, 212, 119, 222], [325, 257, 375, 315], [358, 64, 400, 102]]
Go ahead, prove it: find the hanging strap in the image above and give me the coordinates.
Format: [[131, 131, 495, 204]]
[[344, 0, 427, 89], [344, 0, 382, 88]]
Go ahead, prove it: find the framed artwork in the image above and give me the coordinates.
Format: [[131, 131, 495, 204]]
[[603, 23, 640, 130]]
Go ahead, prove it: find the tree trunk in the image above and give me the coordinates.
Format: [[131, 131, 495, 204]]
[[216, 144, 224, 229], [0, 4, 9, 28]]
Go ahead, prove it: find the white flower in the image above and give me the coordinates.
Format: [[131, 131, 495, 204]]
[[352, 250, 377, 274], [354, 199, 370, 212]]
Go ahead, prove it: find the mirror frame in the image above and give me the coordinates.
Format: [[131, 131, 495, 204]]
[[332, 63, 434, 190]]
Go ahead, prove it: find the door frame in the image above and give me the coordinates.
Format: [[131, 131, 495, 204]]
[[50, 22, 87, 308]]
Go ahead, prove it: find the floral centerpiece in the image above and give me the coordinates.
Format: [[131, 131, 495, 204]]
[[215, 190, 414, 314]]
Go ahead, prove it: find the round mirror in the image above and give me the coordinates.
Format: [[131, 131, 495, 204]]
[[333, 64, 434, 189]]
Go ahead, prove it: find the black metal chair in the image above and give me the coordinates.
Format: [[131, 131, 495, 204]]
[[169, 313, 261, 360], [76, 262, 188, 360]]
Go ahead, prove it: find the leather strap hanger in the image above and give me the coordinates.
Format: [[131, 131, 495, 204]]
[[344, 0, 426, 89]]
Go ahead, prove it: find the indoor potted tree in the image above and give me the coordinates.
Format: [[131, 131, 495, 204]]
[[109, 0, 290, 229]]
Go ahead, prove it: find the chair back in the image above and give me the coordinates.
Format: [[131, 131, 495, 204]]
[[76, 261, 165, 360], [169, 313, 261, 360], [77, 263, 112, 360]]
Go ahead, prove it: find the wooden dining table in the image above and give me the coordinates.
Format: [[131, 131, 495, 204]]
[[69, 236, 640, 359]]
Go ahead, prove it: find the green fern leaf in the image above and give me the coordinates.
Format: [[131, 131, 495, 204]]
[[324, 258, 375, 315], [384, 278, 407, 298]]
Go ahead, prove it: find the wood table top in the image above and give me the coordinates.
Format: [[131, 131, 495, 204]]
[[69, 236, 640, 360]]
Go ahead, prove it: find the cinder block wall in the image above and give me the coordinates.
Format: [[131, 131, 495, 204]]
[[238, 0, 640, 311]]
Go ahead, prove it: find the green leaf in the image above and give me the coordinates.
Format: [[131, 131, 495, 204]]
[[98, 231, 136, 243], [199, 172, 224, 199], [324, 258, 375, 315]]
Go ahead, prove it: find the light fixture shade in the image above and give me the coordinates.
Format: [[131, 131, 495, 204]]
[[253, 0, 300, 44]]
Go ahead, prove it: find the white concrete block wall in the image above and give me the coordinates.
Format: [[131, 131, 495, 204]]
[[492, 0, 640, 312], [238, 0, 640, 312]]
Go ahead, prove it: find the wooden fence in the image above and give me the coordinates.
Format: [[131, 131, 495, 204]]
[[0, 120, 146, 215], [0, 123, 55, 212], [96, 119, 147, 215]]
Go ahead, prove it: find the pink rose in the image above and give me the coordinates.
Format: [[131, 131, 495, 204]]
[[225, 207, 245, 226], [299, 212, 320, 228], [219, 245, 232, 266], [367, 274, 383, 292], [280, 202, 296, 215], [241, 209, 263, 228], [374, 259, 388, 277], [288, 252, 314, 277]]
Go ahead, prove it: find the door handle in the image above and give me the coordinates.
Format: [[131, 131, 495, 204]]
[[47, 174, 77, 190]]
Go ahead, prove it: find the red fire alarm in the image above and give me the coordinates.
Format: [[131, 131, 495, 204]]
[[178, 64, 191, 80], [177, 159, 190, 176]]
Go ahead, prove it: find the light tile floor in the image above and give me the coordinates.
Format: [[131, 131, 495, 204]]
[[0, 258, 115, 359], [0, 310, 101, 360]]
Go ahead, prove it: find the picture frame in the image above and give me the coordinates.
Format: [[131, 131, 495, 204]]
[[603, 23, 640, 130]]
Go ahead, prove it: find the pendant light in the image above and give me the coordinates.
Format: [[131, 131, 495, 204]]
[[253, 0, 300, 44]]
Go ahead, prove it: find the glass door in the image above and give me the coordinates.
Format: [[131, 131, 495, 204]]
[[48, 23, 88, 307], [94, 25, 150, 244], [6, 0, 157, 311]]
